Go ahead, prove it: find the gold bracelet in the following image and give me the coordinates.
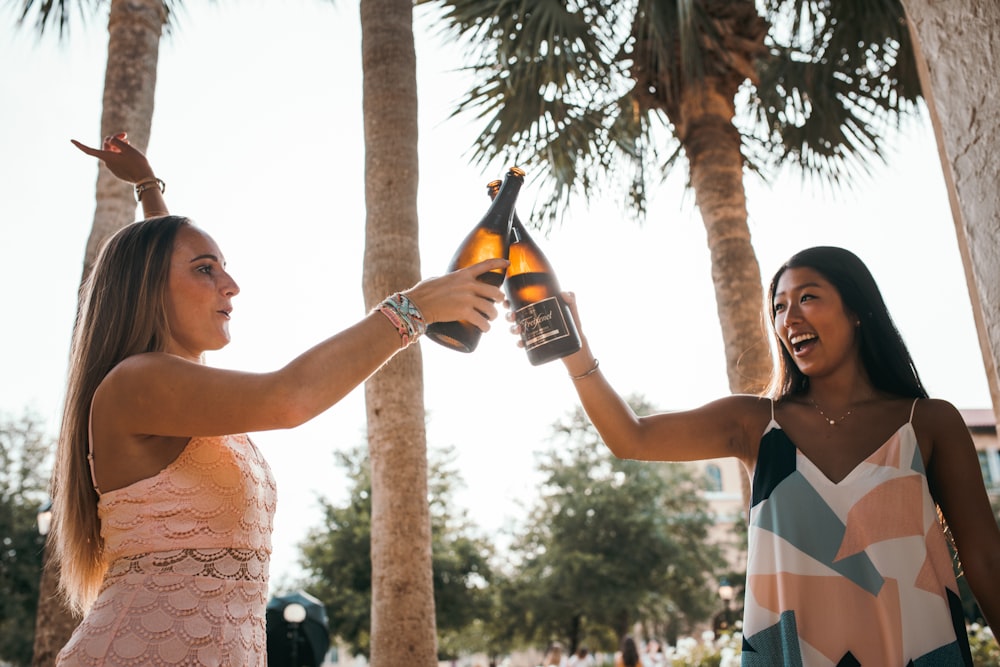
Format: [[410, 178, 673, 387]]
[[569, 358, 599, 380], [135, 177, 165, 202]]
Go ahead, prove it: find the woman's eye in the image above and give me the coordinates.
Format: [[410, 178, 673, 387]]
[[773, 302, 785, 313], [800, 293, 815, 303], [197, 265, 213, 274]]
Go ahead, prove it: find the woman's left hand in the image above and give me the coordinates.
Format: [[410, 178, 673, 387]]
[[71, 132, 156, 184]]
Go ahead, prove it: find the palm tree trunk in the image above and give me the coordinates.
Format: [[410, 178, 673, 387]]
[[33, 2, 165, 664], [80, 0, 166, 279], [31, 543, 78, 667], [360, 1, 438, 665], [679, 83, 771, 512]]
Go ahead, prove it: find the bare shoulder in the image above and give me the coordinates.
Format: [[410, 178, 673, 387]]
[[94, 352, 199, 420], [701, 394, 774, 459], [98, 352, 196, 392], [911, 397, 975, 469], [913, 397, 966, 432]]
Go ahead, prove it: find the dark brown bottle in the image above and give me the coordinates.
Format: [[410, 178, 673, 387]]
[[425, 167, 525, 352], [488, 181, 582, 365]]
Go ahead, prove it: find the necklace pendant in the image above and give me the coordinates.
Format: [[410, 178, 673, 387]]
[[828, 418, 837, 425]]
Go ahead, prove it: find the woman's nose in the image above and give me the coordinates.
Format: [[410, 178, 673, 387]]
[[783, 303, 802, 325], [222, 273, 240, 297]]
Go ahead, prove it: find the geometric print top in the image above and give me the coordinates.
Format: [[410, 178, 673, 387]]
[[741, 399, 973, 666]]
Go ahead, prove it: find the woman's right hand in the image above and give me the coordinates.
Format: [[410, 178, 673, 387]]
[[404, 258, 509, 330], [71, 132, 156, 184]]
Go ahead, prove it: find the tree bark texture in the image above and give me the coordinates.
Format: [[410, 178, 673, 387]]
[[901, 0, 1000, 426], [81, 0, 166, 280], [360, 0, 438, 665]]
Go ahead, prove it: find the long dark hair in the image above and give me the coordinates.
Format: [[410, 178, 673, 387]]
[[620, 635, 640, 667], [765, 246, 927, 400]]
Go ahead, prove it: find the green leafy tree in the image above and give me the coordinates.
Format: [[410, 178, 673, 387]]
[[498, 398, 725, 652], [298, 445, 495, 659], [0, 411, 53, 667]]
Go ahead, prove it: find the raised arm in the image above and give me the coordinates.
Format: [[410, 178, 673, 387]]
[[71, 133, 168, 218], [557, 292, 764, 467], [75, 131, 509, 438]]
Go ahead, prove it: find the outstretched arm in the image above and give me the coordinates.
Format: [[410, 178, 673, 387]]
[[71, 133, 168, 219], [556, 292, 763, 466], [97, 256, 510, 440]]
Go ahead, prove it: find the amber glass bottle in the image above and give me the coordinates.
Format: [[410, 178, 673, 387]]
[[489, 181, 581, 365], [425, 167, 525, 352]]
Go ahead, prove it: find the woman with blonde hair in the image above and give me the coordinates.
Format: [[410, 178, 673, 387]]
[[53, 134, 508, 665]]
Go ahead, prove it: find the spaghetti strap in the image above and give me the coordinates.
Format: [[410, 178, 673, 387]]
[[87, 403, 101, 496], [770, 397, 775, 421], [908, 397, 919, 423]]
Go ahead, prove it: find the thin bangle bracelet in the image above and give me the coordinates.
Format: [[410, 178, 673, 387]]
[[569, 359, 600, 380]]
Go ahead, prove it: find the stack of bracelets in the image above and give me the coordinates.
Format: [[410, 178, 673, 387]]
[[375, 292, 427, 348]]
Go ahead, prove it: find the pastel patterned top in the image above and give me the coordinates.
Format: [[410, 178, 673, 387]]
[[56, 434, 277, 667], [741, 399, 972, 666]]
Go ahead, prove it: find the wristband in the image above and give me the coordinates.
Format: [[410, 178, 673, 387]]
[[135, 177, 165, 202], [569, 358, 600, 380], [374, 292, 427, 348]]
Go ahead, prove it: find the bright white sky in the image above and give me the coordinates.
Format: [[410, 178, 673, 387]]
[[0, 0, 991, 587]]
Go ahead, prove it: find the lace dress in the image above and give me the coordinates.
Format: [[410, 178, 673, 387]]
[[56, 434, 277, 666]]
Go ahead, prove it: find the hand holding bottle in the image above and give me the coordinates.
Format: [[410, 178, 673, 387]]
[[425, 167, 525, 352], [406, 258, 509, 332], [484, 179, 581, 365]]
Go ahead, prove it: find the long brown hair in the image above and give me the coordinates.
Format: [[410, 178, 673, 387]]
[[52, 215, 190, 613]]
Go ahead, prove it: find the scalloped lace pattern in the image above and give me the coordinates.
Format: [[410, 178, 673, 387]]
[[56, 435, 276, 666]]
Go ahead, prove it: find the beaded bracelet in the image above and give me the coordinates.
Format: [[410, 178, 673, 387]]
[[375, 292, 427, 348]]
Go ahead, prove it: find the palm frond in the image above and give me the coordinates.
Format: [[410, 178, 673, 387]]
[[747, 0, 921, 182], [425, 0, 923, 221], [12, 0, 184, 39]]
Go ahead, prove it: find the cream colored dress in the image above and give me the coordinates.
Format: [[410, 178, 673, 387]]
[[57, 434, 277, 666]]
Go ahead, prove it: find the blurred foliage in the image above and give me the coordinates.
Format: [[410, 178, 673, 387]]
[[0, 409, 54, 666], [297, 444, 494, 659]]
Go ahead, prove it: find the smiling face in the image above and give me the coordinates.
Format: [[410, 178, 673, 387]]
[[163, 225, 240, 360], [772, 266, 861, 380]]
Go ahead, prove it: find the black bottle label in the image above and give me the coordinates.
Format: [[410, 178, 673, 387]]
[[515, 296, 572, 350]]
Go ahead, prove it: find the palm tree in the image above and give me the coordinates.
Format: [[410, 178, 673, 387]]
[[13, 1, 171, 663], [419, 0, 921, 507], [359, 0, 439, 664]]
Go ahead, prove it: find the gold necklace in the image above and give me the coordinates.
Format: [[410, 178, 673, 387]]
[[809, 399, 854, 426]]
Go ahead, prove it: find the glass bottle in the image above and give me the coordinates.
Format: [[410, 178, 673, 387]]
[[489, 180, 582, 365], [425, 167, 525, 352]]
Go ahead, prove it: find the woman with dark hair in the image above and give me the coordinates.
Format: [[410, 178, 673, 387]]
[[551, 246, 999, 665], [614, 635, 642, 667], [53, 134, 508, 666]]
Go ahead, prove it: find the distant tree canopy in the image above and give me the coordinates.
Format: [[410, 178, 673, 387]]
[[495, 398, 726, 652], [0, 410, 53, 667], [298, 398, 733, 659], [297, 445, 494, 659]]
